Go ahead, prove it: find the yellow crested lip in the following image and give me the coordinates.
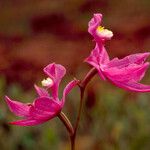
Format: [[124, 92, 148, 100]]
[[96, 26, 113, 39], [97, 26, 105, 32], [41, 77, 53, 87]]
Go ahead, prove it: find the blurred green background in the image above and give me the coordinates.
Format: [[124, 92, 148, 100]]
[[0, 0, 150, 150]]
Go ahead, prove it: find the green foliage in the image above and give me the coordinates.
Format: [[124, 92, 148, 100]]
[[0, 73, 150, 150]]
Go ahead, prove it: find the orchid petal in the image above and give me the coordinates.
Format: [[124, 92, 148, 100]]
[[5, 96, 30, 117], [34, 84, 49, 97], [85, 43, 109, 80], [85, 43, 109, 65], [134, 62, 149, 81], [104, 63, 149, 82], [10, 118, 46, 126], [29, 106, 57, 120], [88, 13, 102, 37], [29, 97, 61, 120], [33, 97, 61, 112], [44, 63, 66, 81], [44, 63, 66, 99], [106, 77, 150, 92], [107, 52, 150, 68], [61, 79, 79, 106]]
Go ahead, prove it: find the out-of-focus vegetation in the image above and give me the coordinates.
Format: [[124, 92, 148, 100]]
[[1, 73, 150, 150], [0, 0, 150, 150]]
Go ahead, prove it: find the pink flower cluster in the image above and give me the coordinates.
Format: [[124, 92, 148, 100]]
[[5, 13, 150, 127], [86, 13, 150, 92]]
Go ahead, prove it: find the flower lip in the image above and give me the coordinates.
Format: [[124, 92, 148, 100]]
[[96, 26, 113, 40], [41, 77, 53, 87]]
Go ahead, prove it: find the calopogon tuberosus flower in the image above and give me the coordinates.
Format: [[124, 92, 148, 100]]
[[86, 13, 150, 92], [88, 13, 113, 42], [5, 63, 79, 126]]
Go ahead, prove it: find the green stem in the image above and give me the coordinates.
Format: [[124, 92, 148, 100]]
[[72, 67, 97, 149], [58, 112, 74, 149], [58, 67, 97, 150]]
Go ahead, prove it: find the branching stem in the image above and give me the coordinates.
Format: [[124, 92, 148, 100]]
[[58, 67, 97, 150], [72, 67, 97, 150]]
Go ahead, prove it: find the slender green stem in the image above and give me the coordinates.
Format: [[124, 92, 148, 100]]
[[58, 112, 74, 136], [72, 67, 97, 150], [58, 112, 74, 149], [79, 67, 98, 89], [58, 68, 97, 150]]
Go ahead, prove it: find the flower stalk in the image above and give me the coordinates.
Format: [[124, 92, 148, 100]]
[[58, 112, 74, 136], [71, 67, 97, 150]]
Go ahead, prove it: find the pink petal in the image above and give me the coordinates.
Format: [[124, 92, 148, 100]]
[[43, 63, 66, 99], [88, 13, 102, 37], [61, 79, 79, 106], [30, 97, 61, 120], [44, 63, 66, 81], [104, 63, 149, 82], [5, 96, 30, 117], [44, 63, 55, 79], [85, 43, 109, 64], [107, 52, 150, 68], [134, 62, 149, 81], [106, 78, 150, 92], [29, 106, 56, 120], [33, 97, 61, 112], [85, 43, 109, 80], [10, 118, 46, 126], [34, 84, 49, 97], [127, 52, 150, 64]]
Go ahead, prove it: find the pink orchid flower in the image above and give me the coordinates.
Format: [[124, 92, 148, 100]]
[[86, 13, 150, 92], [88, 13, 113, 42], [5, 63, 78, 126]]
